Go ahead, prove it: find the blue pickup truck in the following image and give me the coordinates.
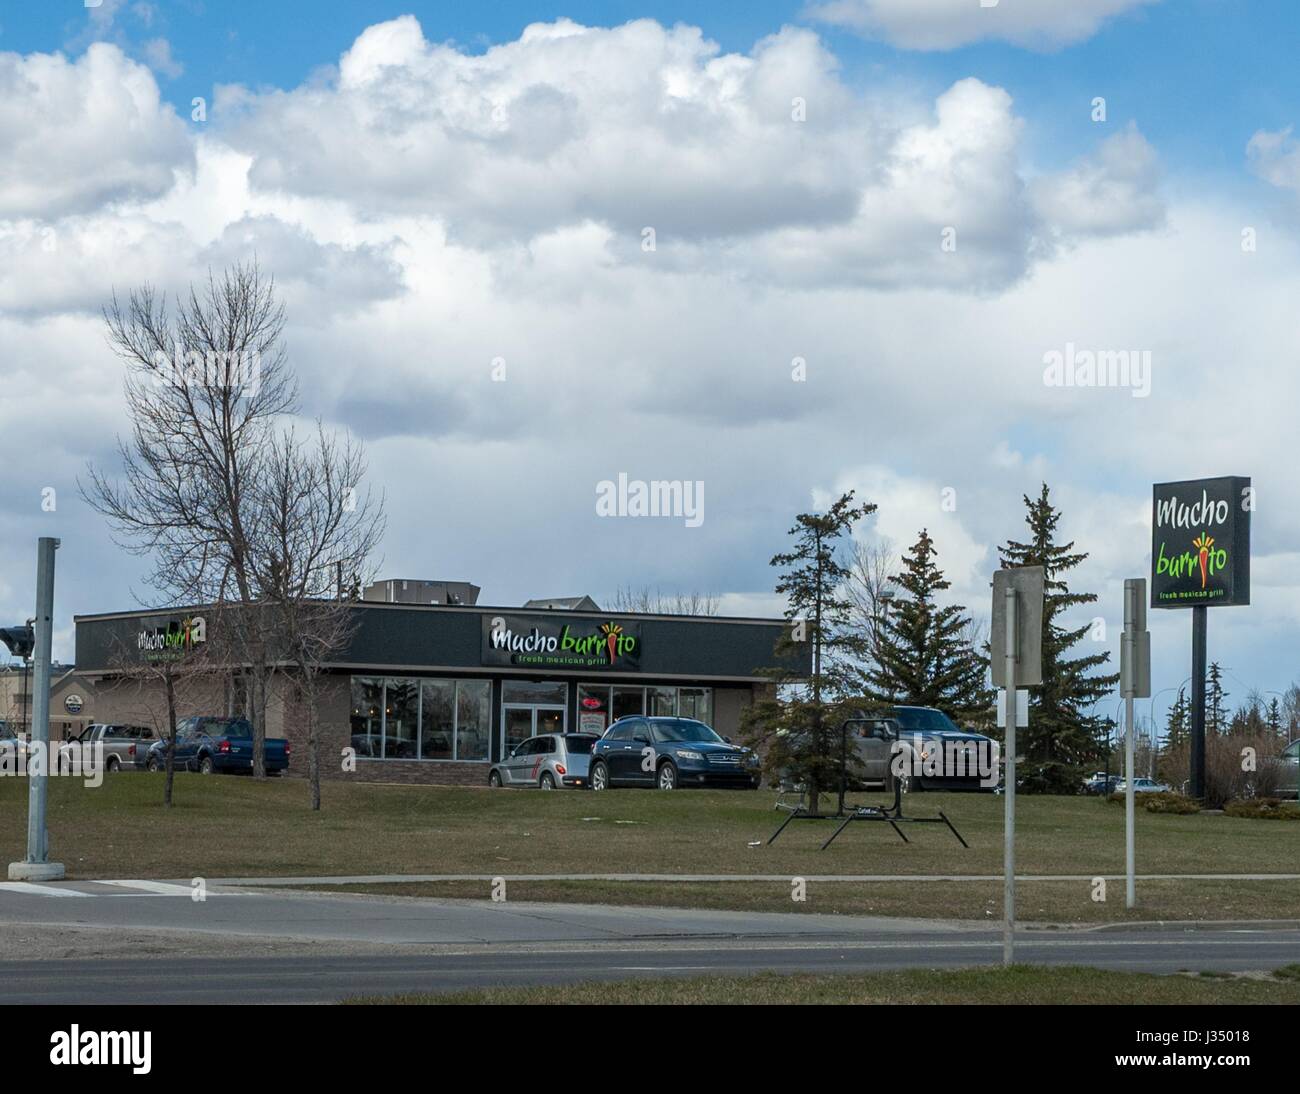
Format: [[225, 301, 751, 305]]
[[145, 717, 290, 776]]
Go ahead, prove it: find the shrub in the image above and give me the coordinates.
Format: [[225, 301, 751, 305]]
[[1223, 798, 1300, 821], [1105, 790, 1200, 814], [1160, 734, 1288, 809], [1143, 792, 1202, 815]]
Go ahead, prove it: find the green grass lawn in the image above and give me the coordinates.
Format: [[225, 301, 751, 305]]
[[346, 964, 1300, 1005], [1, 774, 1296, 922]]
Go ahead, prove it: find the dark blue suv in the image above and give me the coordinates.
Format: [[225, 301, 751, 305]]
[[589, 716, 760, 791]]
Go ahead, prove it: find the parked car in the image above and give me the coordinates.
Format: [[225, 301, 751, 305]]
[[1113, 777, 1172, 794], [589, 716, 761, 791], [145, 717, 290, 775], [1083, 771, 1123, 795], [847, 707, 998, 792], [1264, 740, 1299, 800], [0, 721, 26, 766], [488, 732, 598, 789], [56, 723, 156, 773]]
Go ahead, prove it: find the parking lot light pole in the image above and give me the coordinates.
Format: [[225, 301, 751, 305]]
[[8, 537, 65, 883]]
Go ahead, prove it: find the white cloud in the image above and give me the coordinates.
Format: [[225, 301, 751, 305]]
[[0, 43, 192, 218], [141, 37, 183, 80], [1247, 126, 1300, 194], [211, 20, 1146, 291], [806, 0, 1161, 51], [1030, 123, 1165, 241]]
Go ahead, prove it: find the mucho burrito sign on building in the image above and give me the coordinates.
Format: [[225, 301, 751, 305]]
[[482, 614, 641, 670], [1151, 477, 1251, 608]]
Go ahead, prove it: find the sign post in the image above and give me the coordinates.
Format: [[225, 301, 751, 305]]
[[991, 566, 1044, 966], [1120, 578, 1151, 908], [1151, 477, 1251, 800]]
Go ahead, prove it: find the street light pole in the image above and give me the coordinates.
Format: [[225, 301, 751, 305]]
[[8, 537, 65, 882]]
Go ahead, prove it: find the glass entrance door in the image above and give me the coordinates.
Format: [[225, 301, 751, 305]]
[[501, 703, 568, 758]]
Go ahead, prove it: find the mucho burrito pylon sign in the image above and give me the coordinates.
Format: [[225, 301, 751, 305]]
[[1151, 477, 1251, 608]]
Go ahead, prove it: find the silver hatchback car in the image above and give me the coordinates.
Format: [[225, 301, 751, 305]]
[[488, 732, 599, 790]]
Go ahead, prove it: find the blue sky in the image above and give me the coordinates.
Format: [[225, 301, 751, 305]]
[[2, 1, 1299, 726]]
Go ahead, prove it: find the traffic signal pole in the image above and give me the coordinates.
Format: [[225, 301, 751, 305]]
[[8, 537, 65, 882]]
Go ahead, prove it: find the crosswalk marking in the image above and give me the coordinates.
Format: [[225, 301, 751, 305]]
[[0, 882, 91, 898]]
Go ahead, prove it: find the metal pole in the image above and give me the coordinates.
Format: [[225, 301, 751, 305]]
[[1002, 586, 1017, 966], [1123, 583, 1136, 909], [10, 537, 64, 881], [1189, 606, 1207, 799]]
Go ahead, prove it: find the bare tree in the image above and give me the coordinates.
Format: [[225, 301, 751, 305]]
[[82, 262, 296, 776], [104, 623, 230, 807], [252, 425, 384, 810], [843, 537, 897, 673], [607, 585, 720, 615]]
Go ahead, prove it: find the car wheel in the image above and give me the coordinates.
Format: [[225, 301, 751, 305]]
[[540, 772, 556, 790], [146, 756, 161, 773], [590, 760, 609, 791], [488, 770, 502, 788], [657, 761, 678, 791], [198, 755, 215, 775], [106, 756, 120, 773]]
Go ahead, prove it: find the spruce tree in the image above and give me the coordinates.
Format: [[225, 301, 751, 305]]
[[1164, 687, 1189, 750], [1206, 663, 1229, 735], [997, 483, 1119, 792], [1266, 697, 1283, 739], [741, 491, 876, 814], [862, 529, 993, 725]]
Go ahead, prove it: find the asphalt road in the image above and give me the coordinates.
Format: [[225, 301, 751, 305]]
[[1, 881, 1297, 1003]]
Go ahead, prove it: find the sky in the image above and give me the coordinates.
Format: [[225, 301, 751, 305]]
[[1, 0, 1298, 729]]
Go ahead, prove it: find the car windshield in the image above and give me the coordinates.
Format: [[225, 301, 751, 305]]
[[563, 734, 598, 753], [893, 708, 956, 732], [199, 718, 253, 738], [652, 719, 723, 744]]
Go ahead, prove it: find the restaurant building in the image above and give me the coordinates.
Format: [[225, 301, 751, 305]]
[[70, 592, 804, 785]]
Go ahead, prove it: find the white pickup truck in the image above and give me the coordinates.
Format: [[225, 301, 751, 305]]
[[56, 723, 157, 773]]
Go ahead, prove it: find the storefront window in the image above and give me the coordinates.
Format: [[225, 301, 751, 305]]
[[577, 684, 611, 735], [678, 687, 712, 725], [420, 681, 455, 760], [649, 686, 677, 717], [456, 681, 491, 761], [384, 679, 420, 759], [612, 686, 645, 720], [350, 677, 383, 757]]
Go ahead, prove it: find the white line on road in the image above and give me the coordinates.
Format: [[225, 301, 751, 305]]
[[0, 883, 90, 898], [96, 880, 204, 896]]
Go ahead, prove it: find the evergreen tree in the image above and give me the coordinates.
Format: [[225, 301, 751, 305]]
[[861, 529, 994, 725], [997, 483, 1118, 792], [1266, 697, 1283, 739], [1164, 687, 1189, 750], [1206, 663, 1229, 735], [741, 491, 876, 814]]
